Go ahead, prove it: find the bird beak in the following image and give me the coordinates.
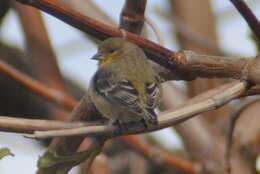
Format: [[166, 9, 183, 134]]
[[91, 52, 103, 61]]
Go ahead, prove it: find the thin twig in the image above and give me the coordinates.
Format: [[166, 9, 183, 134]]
[[0, 59, 77, 110], [0, 116, 92, 133], [230, 0, 260, 41], [145, 17, 165, 45], [225, 97, 260, 173]]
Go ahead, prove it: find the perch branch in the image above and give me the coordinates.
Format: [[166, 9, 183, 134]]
[[0, 116, 91, 133], [0, 57, 198, 174], [26, 81, 247, 139]]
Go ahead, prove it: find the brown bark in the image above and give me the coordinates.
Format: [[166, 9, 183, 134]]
[[2, 1, 260, 173], [14, 3, 72, 120], [170, 0, 231, 123], [14, 0, 260, 86], [0, 59, 76, 110], [119, 0, 147, 35]]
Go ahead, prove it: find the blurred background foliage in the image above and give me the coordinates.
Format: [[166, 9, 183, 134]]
[[0, 0, 259, 174]]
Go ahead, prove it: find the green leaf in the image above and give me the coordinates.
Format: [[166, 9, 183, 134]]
[[0, 148, 14, 160], [37, 140, 104, 174]]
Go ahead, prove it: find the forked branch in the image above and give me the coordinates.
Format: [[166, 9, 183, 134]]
[[14, 0, 260, 84]]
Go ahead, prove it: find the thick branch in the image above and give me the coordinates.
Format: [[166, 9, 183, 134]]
[[230, 0, 260, 41], [14, 0, 260, 84], [61, 0, 116, 26], [119, 0, 147, 34]]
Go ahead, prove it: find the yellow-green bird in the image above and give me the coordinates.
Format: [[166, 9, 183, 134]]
[[88, 38, 162, 126]]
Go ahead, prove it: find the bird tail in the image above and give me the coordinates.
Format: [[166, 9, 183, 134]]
[[144, 108, 158, 125]]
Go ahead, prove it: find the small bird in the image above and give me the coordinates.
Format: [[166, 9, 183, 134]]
[[88, 38, 161, 126]]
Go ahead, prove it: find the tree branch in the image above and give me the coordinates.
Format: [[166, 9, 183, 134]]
[[26, 81, 247, 139], [0, 57, 204, 174], [3, 1, 260, 173], [230, 0, 260, 41], [119, 0, 147, 34], [225, 97, 260, 172], [14, 2, 73, 121], [14, 0, 260, 84], [0, 59, 77, 110], [0, 116, 91, 133], [14, 3, 70, 95]]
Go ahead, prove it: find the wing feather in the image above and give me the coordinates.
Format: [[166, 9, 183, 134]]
[[95, 75, 144, 115], [94, 68, 160, 124]]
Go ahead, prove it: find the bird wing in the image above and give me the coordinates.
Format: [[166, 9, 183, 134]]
[[94, 68, 160, 124], [94, 69, 143, 116], [143, 82, 160, 123], [145, 82, 160, 108]]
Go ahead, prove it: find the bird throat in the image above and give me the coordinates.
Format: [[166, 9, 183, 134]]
[[100, 54, 121, 66]]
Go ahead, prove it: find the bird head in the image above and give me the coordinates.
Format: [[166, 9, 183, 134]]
[[91, 38, 135, 66]]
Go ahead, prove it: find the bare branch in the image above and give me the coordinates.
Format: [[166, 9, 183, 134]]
[[225, 97, 260, 173], [14, 0, 260, 84], [14, 2, 73, 121], [230, 0, 260, 41], [119, 0, 147, 34], [26, 81, 247, 139], [0, 116, 91, 133], [61, 0, 116, 26], [0, 59, 77, 110], [14, 3, 70, 95]]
